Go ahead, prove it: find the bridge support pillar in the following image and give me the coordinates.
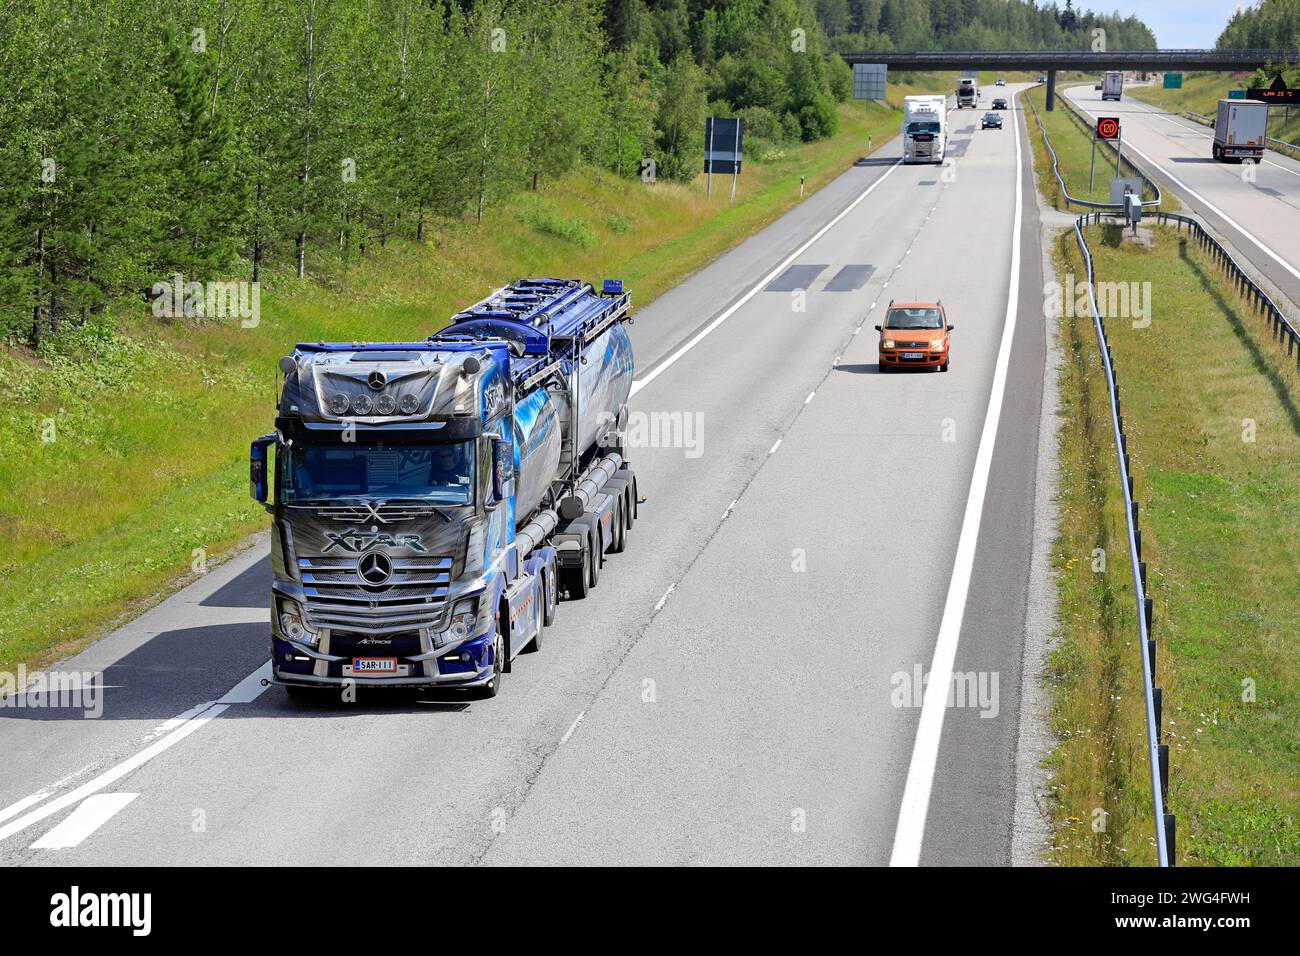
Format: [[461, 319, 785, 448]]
[[1046, 70, 1056, 111]]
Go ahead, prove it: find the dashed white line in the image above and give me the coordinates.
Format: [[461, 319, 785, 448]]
[[559, 711, 586, 745], [768, 439, 782, 455], [720, 499, 738, 520], [653, 584, 676, 613], [803, 391, 815, 405], [30, 793, 138, 849], [628, 159, 902, 398]]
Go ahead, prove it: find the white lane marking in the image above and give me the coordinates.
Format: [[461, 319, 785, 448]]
[[768, 439, 782, 455], [0, 661, 272, 844], [629, 160, 902, 398], [720, 498, 738, 520], [890, 87, 1025, 867], [653, 584, 676, 613], [0, 792, 52, 825], [804, 391, 816, 405], [144, 699, 214, 740], [30, 793, 138, 849], [560, 711, 586, 745]]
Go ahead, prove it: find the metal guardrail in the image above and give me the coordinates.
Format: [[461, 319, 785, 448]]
[[1071, 214, 1175, 867], [1024, 89, 1162, 210], [1181, 109, 1300, 161]]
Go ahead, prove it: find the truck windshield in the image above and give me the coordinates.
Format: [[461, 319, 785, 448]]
[[279, 442, 473, 505], [885, 307, 943, 329], [907, 122, 940, 134]]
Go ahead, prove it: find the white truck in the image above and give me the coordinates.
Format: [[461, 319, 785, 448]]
[[902, 95, 947, 164], [956, 78, 978, 109], [1213, 99, 1267, 162], [1102, 71, 1123, 102]]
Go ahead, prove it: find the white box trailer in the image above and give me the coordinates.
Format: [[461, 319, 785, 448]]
[[1102, 71, 1123, 101], [1213, 99, 1267, 162]]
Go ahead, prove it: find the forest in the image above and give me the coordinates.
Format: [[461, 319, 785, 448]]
[[0, 0, 1154, 347], [1219, 0, 1300, 50]]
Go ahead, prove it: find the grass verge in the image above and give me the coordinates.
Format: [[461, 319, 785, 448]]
[[0, 85, 949, 675], [1048, 222, 1300, 865]]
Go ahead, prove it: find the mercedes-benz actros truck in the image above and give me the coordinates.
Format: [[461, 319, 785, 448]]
[[250, 278, 640, 700]]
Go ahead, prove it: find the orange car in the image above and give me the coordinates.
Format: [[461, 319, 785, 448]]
[[876, 301, 952, 372]]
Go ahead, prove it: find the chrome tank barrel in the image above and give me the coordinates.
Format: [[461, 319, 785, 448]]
[[514, 453, 623, 559], [511, 321, 633, 524]]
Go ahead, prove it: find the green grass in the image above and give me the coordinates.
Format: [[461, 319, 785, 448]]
[[1129, 73, 1300, 149], [0, 90, 937, 675], [1023, 85, 1176, 210], [1048, 223, 1300, 865]]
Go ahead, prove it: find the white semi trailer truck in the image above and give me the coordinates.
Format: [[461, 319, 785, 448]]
[[902, 95, 947, 164]]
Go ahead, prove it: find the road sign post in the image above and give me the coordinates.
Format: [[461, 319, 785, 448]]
[[706, 119, 714, 199], [1090, 134, 1097, 192]]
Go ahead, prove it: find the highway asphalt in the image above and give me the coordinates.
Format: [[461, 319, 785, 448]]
[[1062, 83, 1300, 307], [0, 85, 1052, 865]]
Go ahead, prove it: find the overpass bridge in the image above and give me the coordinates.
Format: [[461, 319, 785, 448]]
[[839, 50, 1300, 109]]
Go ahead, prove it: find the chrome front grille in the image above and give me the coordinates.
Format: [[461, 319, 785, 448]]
[[298, 554, 452, 634], [313, 503, 445, 523]]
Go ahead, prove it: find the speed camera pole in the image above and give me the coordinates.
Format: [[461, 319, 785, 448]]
[[1116, 129, 1123, 177]]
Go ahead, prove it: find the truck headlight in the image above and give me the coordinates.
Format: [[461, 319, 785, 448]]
[[438, 598, 479, 647], [277, 598, 318, 647]]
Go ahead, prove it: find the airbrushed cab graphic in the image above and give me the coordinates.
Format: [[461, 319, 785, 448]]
[[251, 279, 640, 699]]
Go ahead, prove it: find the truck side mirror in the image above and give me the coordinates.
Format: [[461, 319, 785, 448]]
[[250, 434, 276, 504], [491, 438, 514, 502]]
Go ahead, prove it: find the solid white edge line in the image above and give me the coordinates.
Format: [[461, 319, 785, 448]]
[[1062, 89, 1300, 282], [628, 159, 903, 398], [30, 792, 139, 849], [889, 86, 1025, 867]]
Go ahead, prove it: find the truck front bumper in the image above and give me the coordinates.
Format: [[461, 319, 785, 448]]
[[271, 632, 495, 690]]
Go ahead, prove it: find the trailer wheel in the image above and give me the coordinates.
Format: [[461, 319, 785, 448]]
[[610, 499, 626, 553], [587, 525, 601, 588], [561, 530, 590, 601]]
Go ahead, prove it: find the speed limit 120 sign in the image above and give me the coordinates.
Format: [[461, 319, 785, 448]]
[[1097, 116, 1120, 140]]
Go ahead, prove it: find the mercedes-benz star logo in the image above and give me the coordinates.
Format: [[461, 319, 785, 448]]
[[357, 550, 393, 587], [367, 370, 387, 390]]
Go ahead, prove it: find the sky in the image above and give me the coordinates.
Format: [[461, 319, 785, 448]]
[[1105, 1, 1254, 48]]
